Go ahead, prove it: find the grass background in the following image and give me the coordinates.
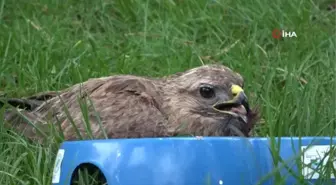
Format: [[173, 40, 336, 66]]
[[0, 0, 335, 184]]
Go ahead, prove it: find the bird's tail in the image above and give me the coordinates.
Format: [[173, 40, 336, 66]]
[[0, 92, 60, 143], [0, 98, 44, 110], [0, 91, 58, 110], [1, 106, 56, 143]]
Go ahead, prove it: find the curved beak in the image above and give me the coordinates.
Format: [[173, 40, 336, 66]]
[[212, 85, 250, 114]]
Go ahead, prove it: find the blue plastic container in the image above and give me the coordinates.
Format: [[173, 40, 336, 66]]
[[52, 137, 336, 185]]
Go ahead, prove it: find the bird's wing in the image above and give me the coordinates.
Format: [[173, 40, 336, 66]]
[[3, 76, 169, 141]]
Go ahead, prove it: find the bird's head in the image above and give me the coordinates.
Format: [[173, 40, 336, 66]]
[[162, 64, 259, 137]]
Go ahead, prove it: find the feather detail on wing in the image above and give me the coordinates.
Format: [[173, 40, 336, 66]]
[[2, 76, 170, 142]]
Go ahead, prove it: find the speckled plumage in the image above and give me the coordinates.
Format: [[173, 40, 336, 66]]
[[2, 64, 259, 142]]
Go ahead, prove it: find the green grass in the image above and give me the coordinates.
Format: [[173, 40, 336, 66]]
[[0, 0, 335, 184]]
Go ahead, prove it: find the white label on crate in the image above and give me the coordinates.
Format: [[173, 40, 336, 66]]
[[301, 145, 336, 179], [52, 149, 65, 184]]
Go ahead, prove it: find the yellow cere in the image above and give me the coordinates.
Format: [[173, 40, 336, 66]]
[[231, 85, 244, 96]]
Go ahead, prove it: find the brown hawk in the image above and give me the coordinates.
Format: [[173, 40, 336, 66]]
[[1, 64, 259, 142]]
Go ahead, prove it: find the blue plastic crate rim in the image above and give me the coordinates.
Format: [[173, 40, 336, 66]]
[[52, 137, 336, 185]]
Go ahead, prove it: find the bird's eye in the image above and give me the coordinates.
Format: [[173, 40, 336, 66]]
[[199, 85, 215, 99]]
